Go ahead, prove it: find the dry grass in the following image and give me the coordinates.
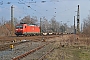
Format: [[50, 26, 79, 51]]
[[44, 34, 90, 60]]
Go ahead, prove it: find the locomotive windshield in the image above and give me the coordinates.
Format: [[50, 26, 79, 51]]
[[16, 25, 23, 29]]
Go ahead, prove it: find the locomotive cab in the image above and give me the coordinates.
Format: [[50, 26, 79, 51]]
[[15, 24, 23, 36], [15, 23, 40, 36]]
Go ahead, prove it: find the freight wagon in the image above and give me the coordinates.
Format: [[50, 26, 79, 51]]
[[15, 23, 40, 36]]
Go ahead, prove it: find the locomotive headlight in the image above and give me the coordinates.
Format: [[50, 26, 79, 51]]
[[16, 29, 18, 30], [20, 29, 23, 30]]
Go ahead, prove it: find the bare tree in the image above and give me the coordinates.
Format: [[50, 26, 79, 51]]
[[41, 17, 49, 33], [49, 17, 61, 33], [20, 15, 38, 24], [50, 17, 57, 32], [83, 15, 90, 35]]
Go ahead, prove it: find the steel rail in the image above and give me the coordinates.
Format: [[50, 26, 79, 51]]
[[38, 48, 54, 60], [12, 43, 49, 60]]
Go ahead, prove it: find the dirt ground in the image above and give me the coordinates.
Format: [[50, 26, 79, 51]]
[[45, 34, 90, 60], [0, 34, 90, 60], [0, 35, 60, 51]]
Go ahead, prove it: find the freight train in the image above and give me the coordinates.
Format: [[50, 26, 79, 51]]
[[15, 23, 40, 36], [15, 23, 66, 36]]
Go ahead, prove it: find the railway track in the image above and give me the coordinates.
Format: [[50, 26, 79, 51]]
[[16, 41, 55, 60], [0, 34, 72, 60], [12, 42, 50, 60], [0, 35, 59, 51], [0, 35, 60, 60], [0, 41, 46, 60], [38, 48, 54, 60], [0, 41, 55, 60]]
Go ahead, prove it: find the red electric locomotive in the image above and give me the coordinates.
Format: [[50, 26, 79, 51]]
[[15, 23, 40, 36]]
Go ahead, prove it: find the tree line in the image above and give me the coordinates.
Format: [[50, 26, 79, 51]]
[[83, 14, 90, 35], [0, 15, 74, 36]]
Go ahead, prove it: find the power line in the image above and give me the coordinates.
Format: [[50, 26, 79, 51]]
[[0, 0, 61, 5], [0, 0, 78, 20]]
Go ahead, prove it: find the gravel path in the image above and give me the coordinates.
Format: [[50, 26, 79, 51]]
[[0, 41, 45, 60]]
